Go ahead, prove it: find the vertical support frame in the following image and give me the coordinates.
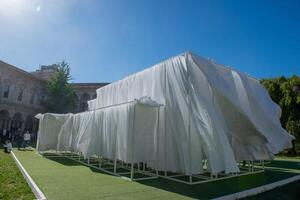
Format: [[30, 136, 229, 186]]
[[130, 101, 137, 180], [186, 52, 193, 183], [156, 106, 160, 176], [164, 62, 168, 176]]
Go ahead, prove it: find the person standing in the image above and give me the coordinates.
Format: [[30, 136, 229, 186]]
[[23, 130, 31, 149], [15, 129, 23, 150], [7, 129, 11, 141]]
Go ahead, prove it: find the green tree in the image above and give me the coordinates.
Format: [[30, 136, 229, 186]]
[[44, 61, 76, 113], [261, 75, 300, 154]]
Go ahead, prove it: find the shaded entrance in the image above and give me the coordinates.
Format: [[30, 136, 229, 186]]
[[25, 115, 34, 132], [11, 112, 24, 131], [0, 109, 10, 130]]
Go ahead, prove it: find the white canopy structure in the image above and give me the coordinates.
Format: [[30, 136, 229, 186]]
[[36, 52, 293, 183], [88, 52, 293, 174]]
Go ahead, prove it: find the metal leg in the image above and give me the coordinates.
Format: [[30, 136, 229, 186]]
[[98, 155, 101, 168], [114, 158, 117, 173], [131, 163, 134, 180], [248, 161, 251, 172]]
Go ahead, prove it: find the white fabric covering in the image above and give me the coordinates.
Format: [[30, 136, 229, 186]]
[[36, 52, 293, 176], [87, 52, 293, 175], [36, 98, 161, 164]]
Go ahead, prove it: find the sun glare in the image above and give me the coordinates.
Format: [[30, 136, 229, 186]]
[[0, 0, 33, 18], [0, 0, 24, 10]]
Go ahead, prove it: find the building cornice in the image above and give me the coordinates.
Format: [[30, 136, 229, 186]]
[[0, 60, 45, 83]]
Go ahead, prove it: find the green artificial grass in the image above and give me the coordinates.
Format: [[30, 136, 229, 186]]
[[265, 159, 300, 171], [244, 180, 300, 200], [0, 150, 35, 200], [12, 150, 300, 200]]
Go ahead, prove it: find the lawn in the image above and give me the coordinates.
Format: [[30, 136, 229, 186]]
[[0, 149, 35, 200], [12, 149, 300, 200], [245, 180, 300, 200]]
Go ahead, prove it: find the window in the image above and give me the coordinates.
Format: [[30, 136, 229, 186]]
[[39, 89, 46, 105], [39, 95, 44, 105], [17, 88, 24, 101], [3, 84, 10, 98], [30, 92, 35, 104]]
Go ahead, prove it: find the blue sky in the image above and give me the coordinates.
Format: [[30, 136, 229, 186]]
[[0, 0, 299, 83]]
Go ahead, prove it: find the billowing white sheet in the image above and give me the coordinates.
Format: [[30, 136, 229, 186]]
[[87, 52, 293, 175], [36, 52, 293, 176]]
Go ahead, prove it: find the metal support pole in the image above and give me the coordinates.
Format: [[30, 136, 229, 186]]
[[114, 122, 118, 174], [98, 155, 101, 168], [248, 161, 251, 172], [156, 107, 160, 176], [131, 163, 134, 180], [130, 102, 137, 180], [164, 63, 168, 177], [187, 53, 192, 184], [164, 114, 167, 177], [114, 158, 117, 173]]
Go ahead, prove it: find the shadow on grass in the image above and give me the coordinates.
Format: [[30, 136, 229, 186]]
[[41, 155, 300, 199]]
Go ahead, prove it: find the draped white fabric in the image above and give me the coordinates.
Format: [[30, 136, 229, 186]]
[[87, 52, 293, 175], [36, 99, 160, 164]]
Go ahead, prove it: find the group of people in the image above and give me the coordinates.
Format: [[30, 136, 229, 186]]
[[0, 128, 33, 153]]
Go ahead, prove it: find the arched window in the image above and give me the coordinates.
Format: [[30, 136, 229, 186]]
[[79, 93, 90, 112], [17, 88, 24, 101], [38, 89, 46, 105], [30, 90, 35, 104], [3, 84, 10, 98]]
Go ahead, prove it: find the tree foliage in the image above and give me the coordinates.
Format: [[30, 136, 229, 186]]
[[43, 61, 76, 113], [261, 75, 300, 147]]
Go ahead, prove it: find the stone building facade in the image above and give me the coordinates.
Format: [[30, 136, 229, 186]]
[[0, 60, 108, 133], [0, 61, 44, 133], [71, 83, 108, 113]]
